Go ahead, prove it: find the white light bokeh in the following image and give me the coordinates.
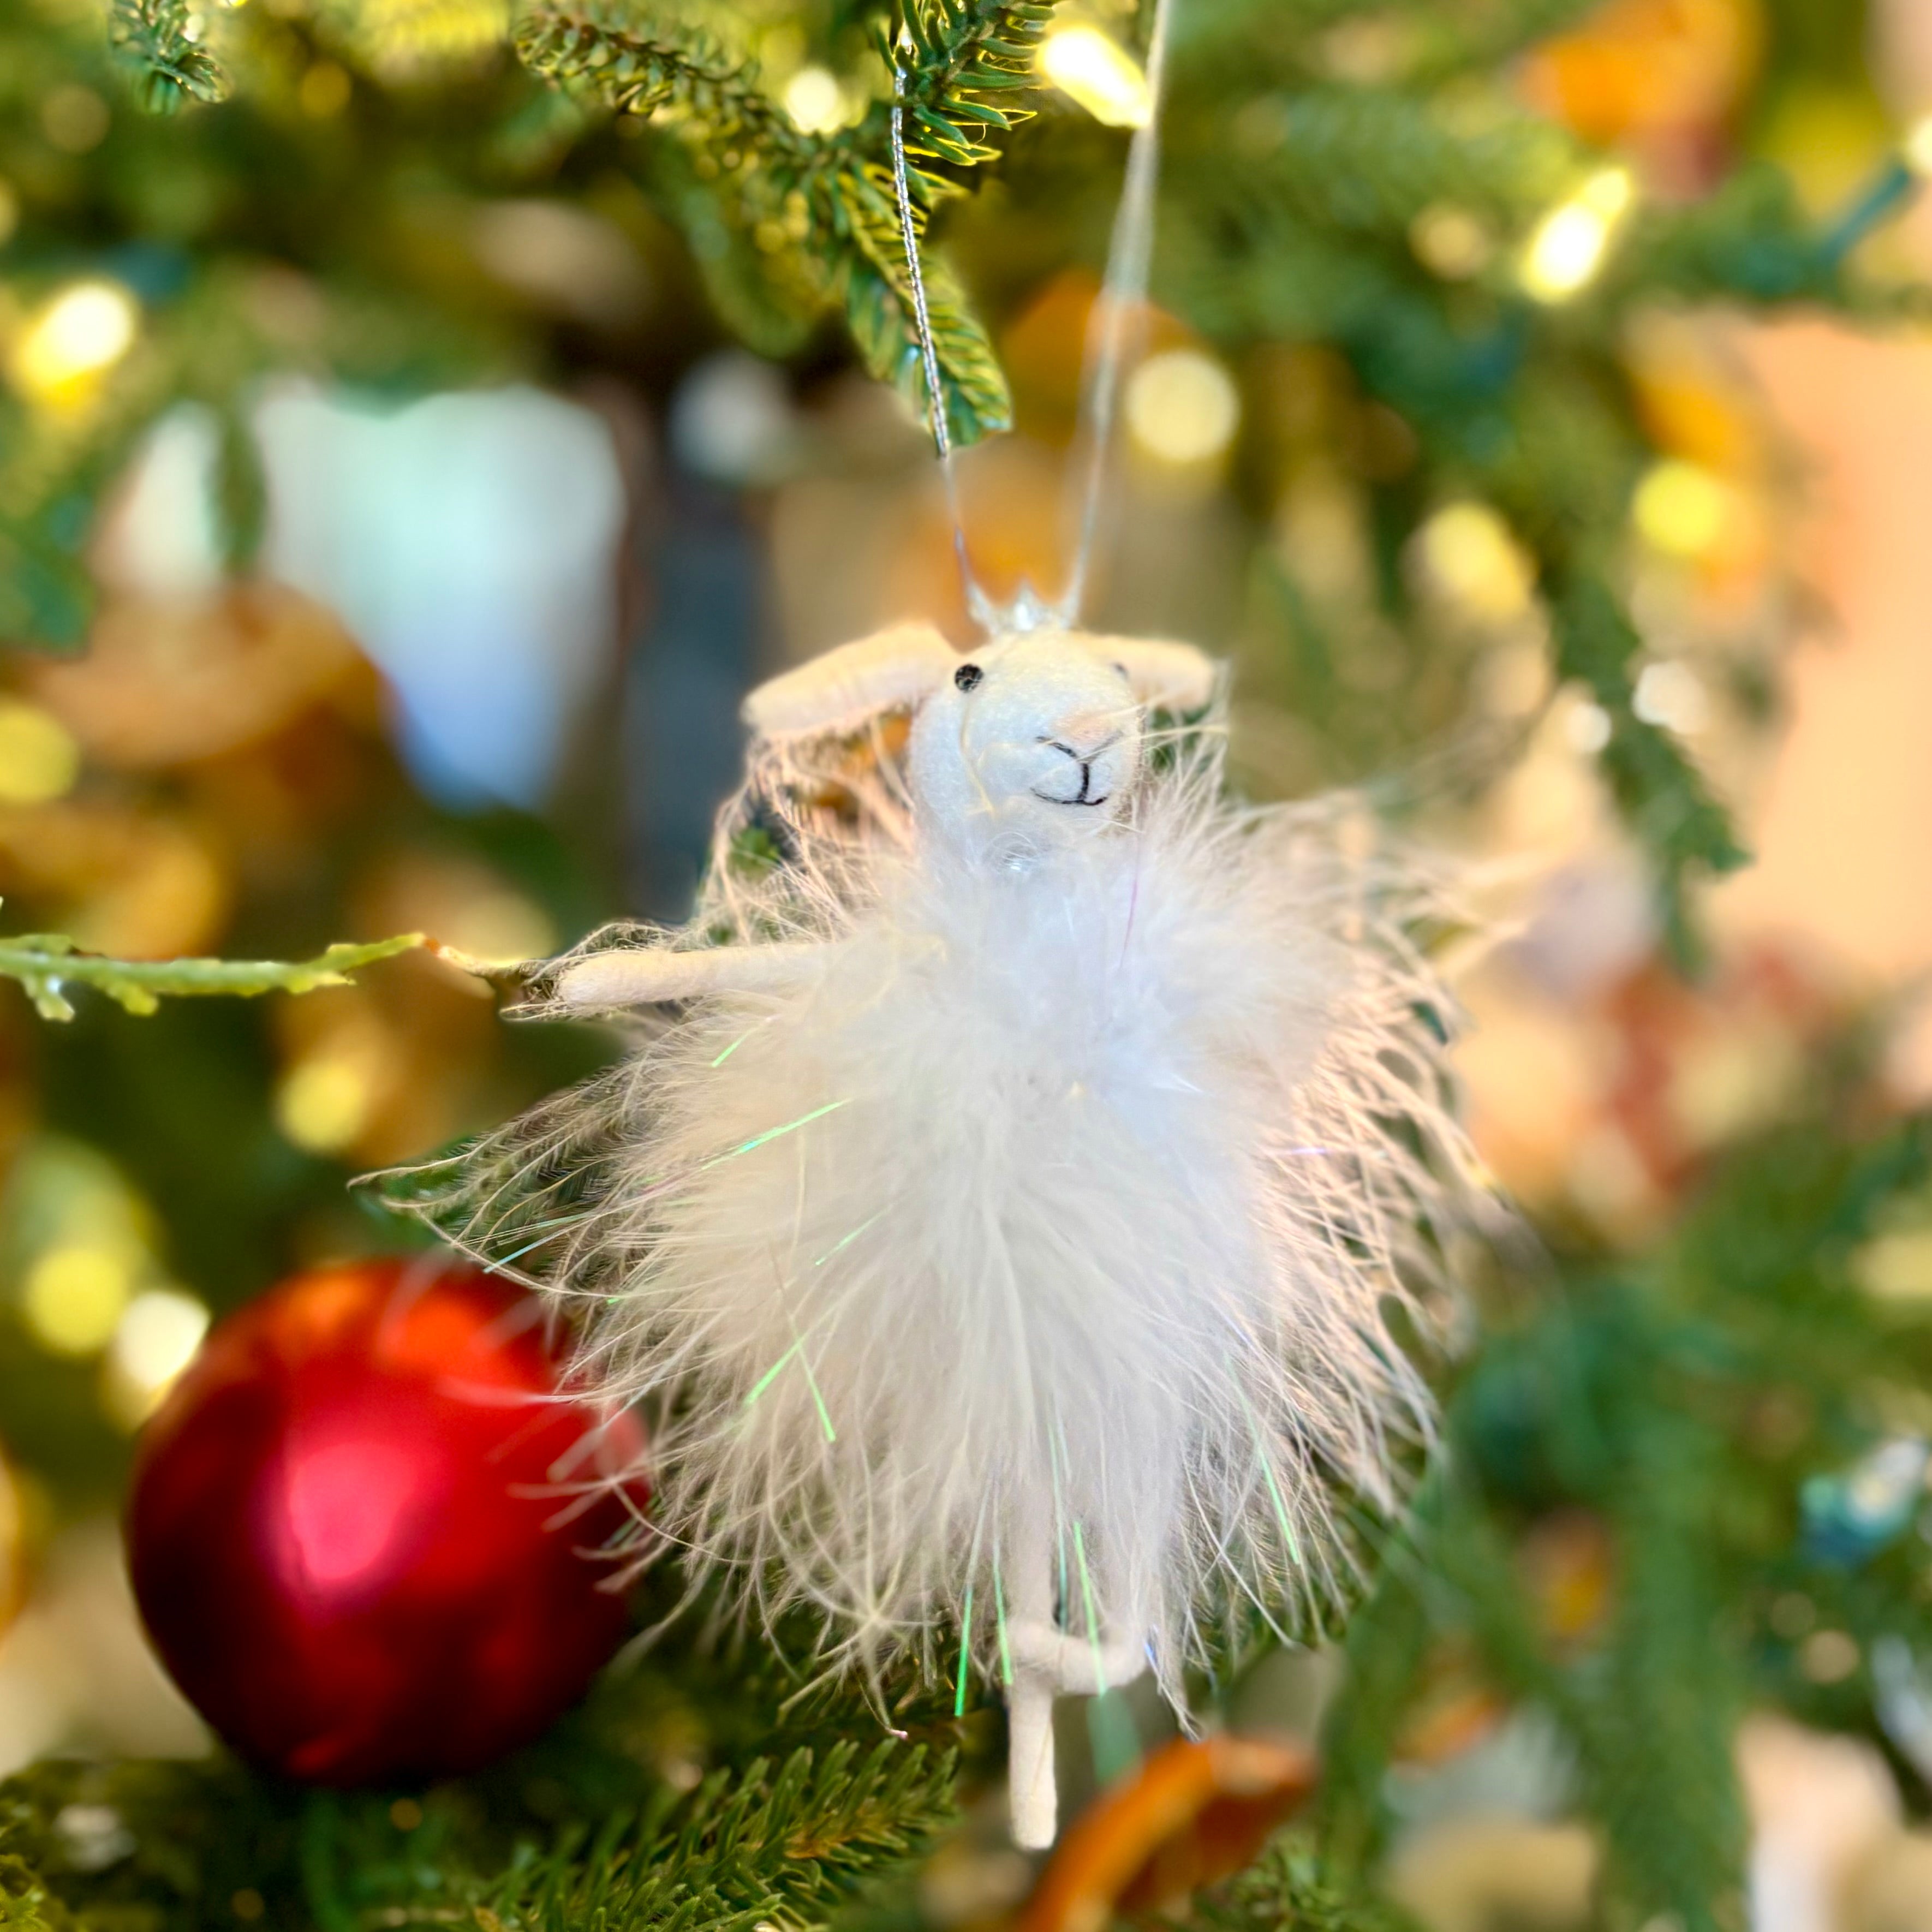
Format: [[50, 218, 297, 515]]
[[1520, 169, 1635, 303]]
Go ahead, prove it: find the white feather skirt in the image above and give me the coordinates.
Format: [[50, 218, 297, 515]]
[[386, 722, 1470, 1704]]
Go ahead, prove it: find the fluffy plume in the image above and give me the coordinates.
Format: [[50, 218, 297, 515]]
[[384, 677, 1475, 1721]]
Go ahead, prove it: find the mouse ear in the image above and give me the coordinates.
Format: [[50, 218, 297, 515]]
[[1081, 636, 1218, 713], [742, 622, 959, 741]]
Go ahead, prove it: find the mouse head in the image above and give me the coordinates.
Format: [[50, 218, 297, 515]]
[[743, 621, 1216, 862]]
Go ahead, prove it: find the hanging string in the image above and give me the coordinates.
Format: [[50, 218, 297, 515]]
[[889, 0, 1177, 634], [890, 67, 988, 627], [1058, 0, 1174, 625]]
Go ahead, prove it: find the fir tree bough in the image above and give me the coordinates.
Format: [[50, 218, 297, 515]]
[[0, 1606, 973, 1932], [509, 0, 1047, 445], [0, 931, 424, 1022], [106, 0, 232, 115]]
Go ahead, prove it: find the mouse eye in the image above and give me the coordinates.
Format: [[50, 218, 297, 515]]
[[953, 664, 983, 692]]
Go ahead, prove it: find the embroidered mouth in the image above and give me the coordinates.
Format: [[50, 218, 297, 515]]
[[1031, 754, 1112, 809]]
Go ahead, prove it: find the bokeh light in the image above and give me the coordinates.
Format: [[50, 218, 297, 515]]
[[275, 1043, 381, 1155], [783, 65, 848, 134], [1632, 458, 1735, 558], [1414, 502, 1536, 622], [0, 702, 81, 805], [299, 61, 351, 117], [1125, 348, 1240, 468], [103, 1288, 211, 1426], [1906, 115, 1932, 180], [1633, 659, 1709, 736], [437, 887, 555, 967], [9, 281, 139, 407], [40, 86, 110, 156], [1040, 25, 1151, 128], [1520, 168, 1636, 302], [1409, 203, 1494, 280], [22, 1245, 135, 1357], [1565, 698, 1613, 755]]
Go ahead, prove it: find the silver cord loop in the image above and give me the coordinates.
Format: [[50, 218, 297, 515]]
[[888, 0, 1177, 635], [891, 65, 987, 627], [1059, 0, 1175, 624]]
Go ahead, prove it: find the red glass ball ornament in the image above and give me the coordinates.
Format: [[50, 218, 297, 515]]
[[127, 1257, 646, 1785]]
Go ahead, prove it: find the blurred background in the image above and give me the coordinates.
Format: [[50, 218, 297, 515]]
[[7, 0, 1932, 1924]]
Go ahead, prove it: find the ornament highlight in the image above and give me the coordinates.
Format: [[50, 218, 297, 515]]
[[127, 1257, 645, 1784]]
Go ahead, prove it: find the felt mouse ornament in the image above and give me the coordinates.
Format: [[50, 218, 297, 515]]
[[389, 616, 1466, 1848]]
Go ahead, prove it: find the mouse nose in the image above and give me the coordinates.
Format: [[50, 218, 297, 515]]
[[1046, 713, 1123, 762]]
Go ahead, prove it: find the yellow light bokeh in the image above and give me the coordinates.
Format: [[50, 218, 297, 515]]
[[1520, 168, 1636, 303], [22, 1244, 135, 1357], [1415, 501, 1535, 623], [1410, 202, 1494, 281], [1039, 25, 1150, 129], [783, 65, 848, 135], [9, 280, 139, 406], [275, 1048, 377, 1154], [1632, 458, 1734, 558], [1907, 116, 1932, 180], [0, 701, 81, 805], [103, 1287, 211, 1424], [1125, 348, 1240, 468]]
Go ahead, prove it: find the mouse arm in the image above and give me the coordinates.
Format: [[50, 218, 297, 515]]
[[551, 941, 831, 1011]]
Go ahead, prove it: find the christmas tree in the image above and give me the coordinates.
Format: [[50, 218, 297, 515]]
[[4, 0, 1932, 1928]]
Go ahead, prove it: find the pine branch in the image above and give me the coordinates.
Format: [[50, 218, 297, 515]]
[[106, 0, 231, 113], [1224, 84, 1572, 236], [480, 1738, 961, 1932], [0, 932, 425, 1021], [840, 169, 1013, 445], [1549, 574, 1749, 963], [0, 1594, 969, 1932], [510, 0, 1037, 444], [1181, 1836, 1421, 1932], [1582, 1414, 1746, 1932], [886, 0, 1054, 171], [512, 7, 807, 156], [1312, 1516, 1435, 1873], [317, 0, 511, 79]]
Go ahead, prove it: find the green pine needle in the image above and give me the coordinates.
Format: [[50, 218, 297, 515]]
[[0, 930, 425, 1022], [106, 0, 231, 112], [510, 0, 1035, 445]]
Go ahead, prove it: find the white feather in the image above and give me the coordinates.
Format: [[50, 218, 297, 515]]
[[389, 634, 1472, 1746]]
